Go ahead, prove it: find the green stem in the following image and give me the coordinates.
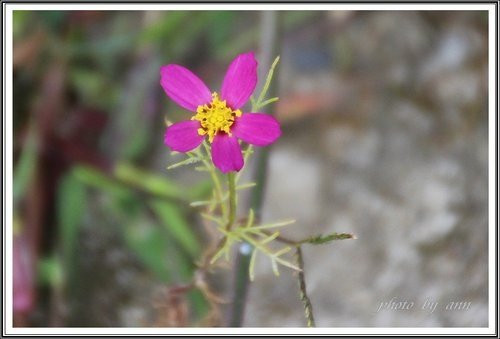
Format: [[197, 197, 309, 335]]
[[202, 142, 227, 218], [208, 172, 236, 267], [207, 171, 236, 266], [226, 172, 236, 231]]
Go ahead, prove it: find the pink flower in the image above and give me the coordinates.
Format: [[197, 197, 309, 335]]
[[160, 52, 281, 173]]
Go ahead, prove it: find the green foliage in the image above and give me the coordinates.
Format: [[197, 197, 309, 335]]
[[254, 56, 280, 109], [37, 256, 64, 287], [141, 12, 212, 59], [186, 179, 213, 202], [38, 256, 63, 287], [13, 11, 32, 39], [38, 11, 66, 31], [167, 155, 203, 170], [281, 11, 320, 29], [73, 165, 133, 200], [207, 12, 236, 48], [124, 221, 171, 282], [187, 289, 210, 321], [114, 162, 185, 200], [301, 232, 356, 245], [13, 123, 37, 205], [116, 59, 161, 161], [57, 170, 87, 277], [140, 12, 191, 43], [213, 218, 299, 281], [149, 199, 200, 258], [73, 163, 205, 285], [69, 69, 113, 107]]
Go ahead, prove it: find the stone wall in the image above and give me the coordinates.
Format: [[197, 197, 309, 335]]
[[245, 10, 489, 327]]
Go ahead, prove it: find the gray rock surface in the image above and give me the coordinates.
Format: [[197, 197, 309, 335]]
[[245, 11, 489, 327]]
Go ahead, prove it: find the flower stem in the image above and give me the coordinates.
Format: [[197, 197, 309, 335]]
[[202, 142, 227, 218], [208, 172, 236, 266], [296, 246, 316, 327], [226, 172, 236, 231]]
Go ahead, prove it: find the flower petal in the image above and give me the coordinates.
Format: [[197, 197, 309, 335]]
[[211, 133, 244, 173], [220, 52, 258, 110], [160, 64, 212, 111], [164, 120, 204, 152], [231, 113, 281, 146]]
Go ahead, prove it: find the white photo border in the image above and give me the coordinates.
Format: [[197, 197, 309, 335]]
[[2, 1, 497, 336]]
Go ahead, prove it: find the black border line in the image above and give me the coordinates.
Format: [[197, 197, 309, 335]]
[[2, 0, 5, 338], [0, 1, 499, 4], [494, 0, 499, 336]]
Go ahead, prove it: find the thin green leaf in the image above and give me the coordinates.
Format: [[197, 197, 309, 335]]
[[73, 165, 132, 199], [236, 232, 301, 272], [195, 166, 210, 172], [246, 209, 255, 228], [271, 258, 280, 276], [249, 248, 258, 281], [201, 212, 224, 226], [124, 223, 171, 282], [210, 244, 229, 264], [256, 56, 280, 108], [167, 156, 202, 169], [274, 256, 301, 272], [57, 171, 86, 274], [249, 219, 296, 231], [301, 232, 356, 245], [274, 246, 292, 257], [236, 182, 257, 191], [150, 199, 199, 257], [190, 200, 211, 207], [250, 95, 256, 107], [115, 163, 185, 199], [242, 145, 254, 158], [259, 97, 279, 108], [261, 231, 280, 245], [13, 125, 37, 203]]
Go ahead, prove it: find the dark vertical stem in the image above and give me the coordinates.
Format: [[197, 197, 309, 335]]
[[228, 11, 280, 327], [228, 243, 252, 327], [296, 246, 316, 327], [249, 147, 270, 218]]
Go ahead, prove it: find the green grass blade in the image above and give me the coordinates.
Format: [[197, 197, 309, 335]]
[[149, 199, 199, 257]]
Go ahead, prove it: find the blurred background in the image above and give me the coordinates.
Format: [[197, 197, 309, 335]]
[[12, 10, 489, 327]]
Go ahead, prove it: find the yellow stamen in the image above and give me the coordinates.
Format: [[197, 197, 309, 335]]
[[192, 92, 242, 143]]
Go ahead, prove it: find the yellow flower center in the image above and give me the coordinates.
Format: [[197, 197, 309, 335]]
[[192, 92, 242, 143]]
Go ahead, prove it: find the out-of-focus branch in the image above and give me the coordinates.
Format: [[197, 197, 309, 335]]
[[295, 246, 315, 327], [228, 11, 281, 327]]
